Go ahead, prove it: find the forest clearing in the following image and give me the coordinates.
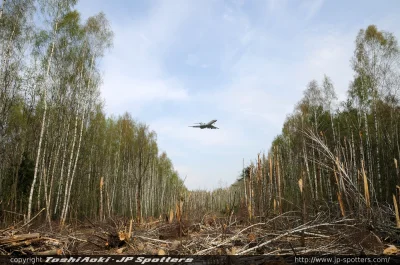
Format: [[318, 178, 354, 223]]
[[1, 0, 400, 261]]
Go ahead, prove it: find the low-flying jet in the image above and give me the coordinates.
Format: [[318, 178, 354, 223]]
[[189, 119, 219, 129]]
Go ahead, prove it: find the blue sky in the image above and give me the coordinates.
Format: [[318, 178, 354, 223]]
[[77, 0, 400, 190]]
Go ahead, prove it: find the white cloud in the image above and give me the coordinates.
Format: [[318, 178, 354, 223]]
[[290, 32, 354, 101], [212, 85, 292, 128], [99, 0, 204, 115], [103, 72, 188, 102], [173, 165, 206, 191], [266, 0, 288, 13], [174, 163, 241, 191], [302, 0, 325, 21]]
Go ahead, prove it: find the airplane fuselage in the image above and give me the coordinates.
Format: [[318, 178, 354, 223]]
[[205, 119, 217, 126], [189, 119, 219, 129]]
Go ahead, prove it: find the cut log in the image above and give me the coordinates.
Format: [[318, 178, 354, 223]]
[[0, 233, 40, 245], [35, 249, 63, 255], [3, 238, 43, 248]]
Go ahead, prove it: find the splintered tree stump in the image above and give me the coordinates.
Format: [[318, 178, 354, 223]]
[[106, 233, 125, 248]]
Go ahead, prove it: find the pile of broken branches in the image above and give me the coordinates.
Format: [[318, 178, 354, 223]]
[[1, 211, 399, 256]]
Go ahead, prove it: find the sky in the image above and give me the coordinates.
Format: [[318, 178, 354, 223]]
[[76, 0, 400, 190]]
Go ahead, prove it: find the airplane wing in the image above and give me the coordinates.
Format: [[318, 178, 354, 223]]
[[210, 125, 219, 129]]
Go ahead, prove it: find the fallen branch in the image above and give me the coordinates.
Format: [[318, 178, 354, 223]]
[[20, 208, 46, 230], [68, 235, 87, 243], [135, 236, 170, 245], [237, 219, 353, 254], [195, 212, 298, 255]]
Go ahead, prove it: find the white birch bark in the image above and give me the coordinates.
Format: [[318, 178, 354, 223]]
[[60, 107, 79, 225], [64, 102, 86, 221], [27, 21, 58, 223], [54, 121, 70, 215]]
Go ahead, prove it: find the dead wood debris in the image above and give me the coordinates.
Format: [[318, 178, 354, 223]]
[[1, 213, 400, 255], [0, 232, 63, 255]]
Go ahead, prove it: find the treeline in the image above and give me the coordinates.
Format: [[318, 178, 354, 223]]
[[195, 25, 400, 222], [0, 0, 185, 226]]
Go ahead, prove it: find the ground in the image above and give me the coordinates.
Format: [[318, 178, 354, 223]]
[[1, 212, 399, 256]]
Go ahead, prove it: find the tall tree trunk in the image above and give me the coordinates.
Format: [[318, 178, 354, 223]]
[[60, 109, 79, 226], [27, 21, 58, 223], [54, 121, 70, 215]]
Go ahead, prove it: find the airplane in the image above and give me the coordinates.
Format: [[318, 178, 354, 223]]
[[189, 119, 219, 129]]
